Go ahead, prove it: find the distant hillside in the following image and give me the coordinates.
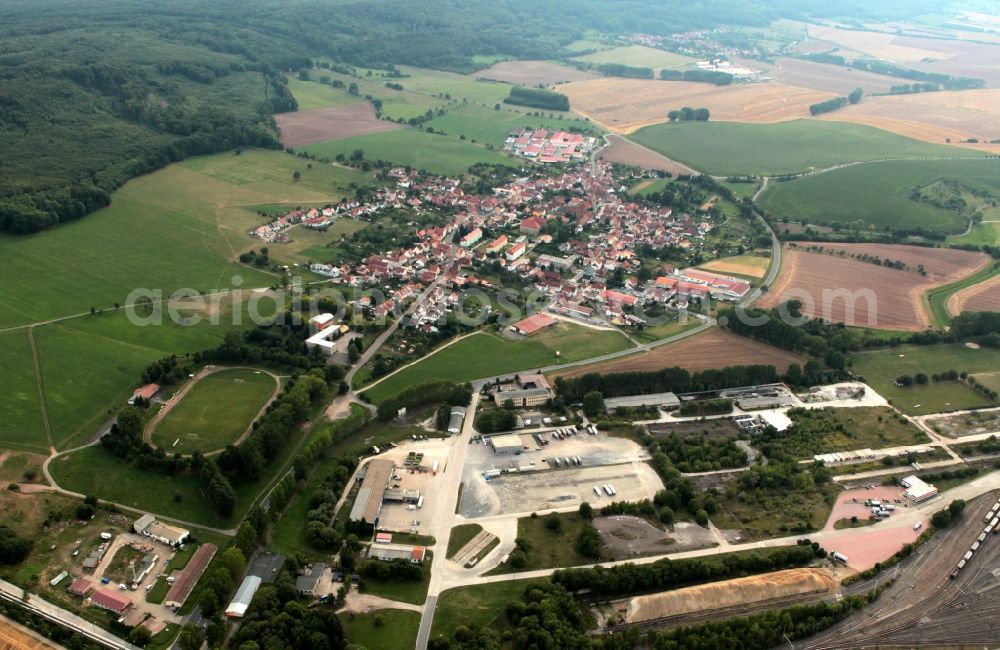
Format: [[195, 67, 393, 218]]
[[0, 0, 949, 234]]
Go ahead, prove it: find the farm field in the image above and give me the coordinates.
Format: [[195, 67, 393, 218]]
[[275, 103, 404, 147], [821, 89, 1000, 151], [572, 45, 695, 72], [551, 327, 805, 380], [302, 67, 446, 122], [301, 129, 517, 176], [150, 368, 278, 455], [806, 23, 956, 62], [361, 324, 633, 403], [850, 343, 1000, 415], [286, 78, 365, 111], [471, 60, 598, 86], [631, 120, 963, 176], [759, 243, 988, 331], [697, 253, 770, 279], [0, 331, 47, 453], [0, 149, 368, 330], [425, 104, 597, 148], [560, 78, 836, 133], [760, 158, 1000, 233], [396, 65, 515, 106], [342, 610, 421, 650], [948, 273, 1000, 314], [766, 57, 900, 95], [598, 134, 695, 175], [31, 306, 251, 451]]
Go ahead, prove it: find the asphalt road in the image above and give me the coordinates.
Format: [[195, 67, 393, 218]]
[[414, 595, 437, 650]]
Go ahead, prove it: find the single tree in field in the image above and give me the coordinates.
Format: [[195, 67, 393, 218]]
[[848, 87, 863, 104], [292, 170, 301, 181]]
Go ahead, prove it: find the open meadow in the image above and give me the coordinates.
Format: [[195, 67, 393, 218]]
[[571, 45, 695, 72], [425, 104, 597, 148], [472, 60, 598, 86], [551, 327, 805, 380], [0, 331, 47, 453], [301, 128, 518, 176], [342, 610, 421, 650], [850, 343, 1000, 415], [759, 243, 988, 331], [560, 78, 835, 133], [631, 120, 963, 176], [759, 158, 1000, 233], [361, 324, 633, 403], [150, 368, 279, 455], [286, 78, 366, 111]]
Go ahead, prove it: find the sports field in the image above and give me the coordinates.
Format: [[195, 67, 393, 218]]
[[759, 158, 1000, 233], [572, 45, 694, 71], [150, 368, 278, 454], [301, 129, 518, 176], [851, 343, 1000, 415], [630, 120, 963, 176], [360, 324, 633, 403]]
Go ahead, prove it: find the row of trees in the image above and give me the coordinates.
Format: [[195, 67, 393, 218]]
[[667, 107, 710, 122], [595, 63, 654, 79], [376, 380, 472, 421], [660, 68, 733, 85], [554, 364, 781, 402], [809, 87, 861, 116]]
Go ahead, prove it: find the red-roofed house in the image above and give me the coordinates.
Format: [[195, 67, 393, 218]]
[[129, 384, 159, 405], [520, 217, 544, 235], [506, 242, 527, 261], [91, 589, 133, 615], [512, 312, 558, 336], [68, 578, 92, 596], [485, 235, 508, 254]]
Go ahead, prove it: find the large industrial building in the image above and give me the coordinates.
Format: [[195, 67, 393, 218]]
[[349, 459, 396, 528], [603, 392, 680, 412], [901, 475, 938, 502], [448, 406, 467, 434]]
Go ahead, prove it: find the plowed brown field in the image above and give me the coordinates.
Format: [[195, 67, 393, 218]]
[[550, 328, 805, 380], [599, 134, 695, 175], [948, 273, 1000, 314], [560, 79, 836, 133], [0, 616, 57, 650], [276, 103, 404, 147], [821, 89, 1000, 151], [760, 243, 989, 330], [472, 60, 598, 86]]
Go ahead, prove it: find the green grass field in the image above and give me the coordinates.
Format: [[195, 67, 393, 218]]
[[302, 129, 518, 176], [425, 105, 597, 148], [342, 609, 421, 650], [950, 221, 1000, 248], [446, 523, 484, 559], [359, 564, 431, 605], [572, 45, 694, 71], [851, 343, 1000, 415], [396, 66, 515, 105], [151, 368, 277, 454], [761, 158, 1000, 234], [631, 120, 969, 177], [0, 331, 47, 452], [431, 579, 546, 642], [488, 512, 598, 574], [361, 325, 633, 403], [287, 78, 366, 111]]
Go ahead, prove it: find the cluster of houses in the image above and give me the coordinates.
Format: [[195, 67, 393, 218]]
[[504, 128, 596, 164]]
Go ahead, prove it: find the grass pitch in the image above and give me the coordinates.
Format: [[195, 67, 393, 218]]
[[360, 324, 633, 403], [151, 368, 277, 454]]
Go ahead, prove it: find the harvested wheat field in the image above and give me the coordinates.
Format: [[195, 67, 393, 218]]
[[698, 254, 770, 279], [821, 89, 1000, 151], [948, 273, 1000, 314], [760, 243, 989, 330], [472, 60, 598, 86], [560, 78, 836, 133], [768, 57, 900, 95], [0, 616, 58, 650], [276, 103, 404, 147], [599, 134, 695, 175], [625, 568, 838, 624], [552, 328, 805, 380], [807, 24, 955, 62]]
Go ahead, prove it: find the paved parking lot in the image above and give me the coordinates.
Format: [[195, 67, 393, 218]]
[[824, 485, 910, 531], [373, 439, 456, 537]]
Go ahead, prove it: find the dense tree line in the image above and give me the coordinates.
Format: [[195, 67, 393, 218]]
[[503, 86, 570, 111], [475, 408, 519, 433], [553, 545, 816, 596], [304, 459, 357, 550], [677, 398, 733, 417], [660, 69, 734, 85], [595, 63, 654, 79], [809, 96, 848, 115], [376, 380, 472, 421], [851, 59, 984, 89], [667, 107, 710, 121], [554, 364, 780, 402]]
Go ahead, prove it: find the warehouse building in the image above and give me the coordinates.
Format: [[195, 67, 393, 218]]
[[349, 459, 396, 528], [490, 433, 525, 455], [603, 392, 680, 412], [90, 589, 133, 616], [448, 406, 467, 434], [367, 544, 426, 563], [133, 514, 189, 547], [226, 575, 262, 618]]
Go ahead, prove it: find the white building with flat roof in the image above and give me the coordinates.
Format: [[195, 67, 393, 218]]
[[490, 433, 524, 455], [901, 475, 938, 502]]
